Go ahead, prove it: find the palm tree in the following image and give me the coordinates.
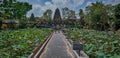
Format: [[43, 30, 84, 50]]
[[62, 7, 70, 19], [79, 9, 84, 20], [85, 2, 109, 30], [43, 9, 52, 22]]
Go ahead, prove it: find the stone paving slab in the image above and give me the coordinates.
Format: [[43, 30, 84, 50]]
[[40, 31, 74, 58]]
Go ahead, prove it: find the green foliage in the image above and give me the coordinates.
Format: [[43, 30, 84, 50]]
[[62, 7, 69, 19], [85, 2, 109, 30], [27, 23, 36, 28], [0, 20, 2, 29], [62, 7, 75, 19], [65, 28, 120, 58], [79, 9, 84, 20], [114, 4, 120, 19], [43, 9, 52, 22], [83, 2, 120, 31], [0, 28, 51, 58], [74, 22, 83, 28], [114, 4, 120, 30], [0, 0, 32, 19], [19, 21, 27, 29]]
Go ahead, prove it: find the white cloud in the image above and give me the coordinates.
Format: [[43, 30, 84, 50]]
[[27, 4, 42, 17], [86, 2, 92, 6], [27, 2, 57, 17], [52, 0, 70, 5], [106, 0, 120, 5], [73, 0, 84, 6], [17, 0, 120, 17], [21, 0, 85, 17], [86, 1, 97, 6], [51, 0, 71, 8], [42, 2, 56, 12], [33, 4, 41, 8], [17, 0, 28, 2]]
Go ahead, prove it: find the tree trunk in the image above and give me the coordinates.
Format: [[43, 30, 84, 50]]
[[0, 20, 2, 30]]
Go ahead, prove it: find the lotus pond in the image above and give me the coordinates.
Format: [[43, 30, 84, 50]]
[[64, 28, 120, 58], [0, 28, 51, 58]]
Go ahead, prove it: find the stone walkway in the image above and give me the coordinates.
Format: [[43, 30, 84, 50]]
[[39, 31, 74, 58]]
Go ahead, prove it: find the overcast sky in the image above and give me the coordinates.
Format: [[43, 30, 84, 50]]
[[17, 0, 120, 17]]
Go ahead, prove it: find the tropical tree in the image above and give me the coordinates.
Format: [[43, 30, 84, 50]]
[[43, 9, 52, 22], [85, 2, 109, 31], [69, 10, 75, 17], [0, 0, 32, 19], [105, 5, 116, 32], [114, 4, 120, 30], [79, 9, 85, 28], [0, 20, 2, 29], [62, 7, 70, 19], [79, 9, 84, 20]]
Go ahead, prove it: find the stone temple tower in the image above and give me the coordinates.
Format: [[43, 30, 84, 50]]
[[53, 8, 62, 25]]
